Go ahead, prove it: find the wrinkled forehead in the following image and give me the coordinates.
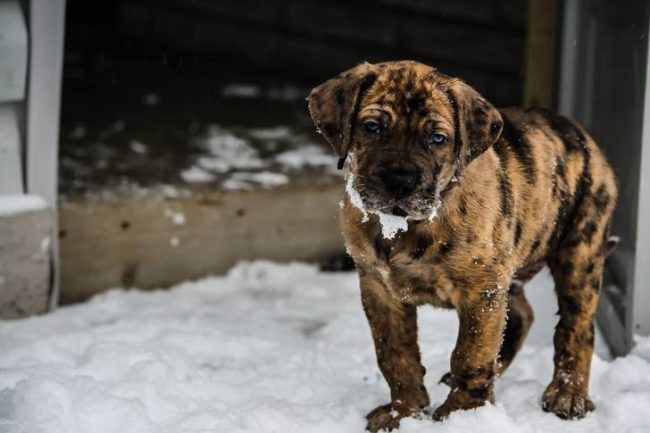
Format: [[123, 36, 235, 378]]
[[361, 64, 453, 122]]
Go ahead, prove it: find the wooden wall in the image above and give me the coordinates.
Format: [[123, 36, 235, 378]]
[[99, 0, 527, 106]]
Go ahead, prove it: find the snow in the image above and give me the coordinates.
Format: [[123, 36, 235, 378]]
[[180, 166, 215, 183], [221, 171, 289, 190], [108, 124, 340, 192], [220, 84, 261, 98], [40, 236, 51, 253], [129, 140, 149, 155], [375, 212, 409, 240], [345, 172, 369, 222], [219, 84, 306, 101], [195, 126, 264, 173], [142, 93, 161, 106], [274, 145, 337, 169], [345, 172, 408, 239], [68, 125, 87, 139], [1, 261, 649, 433], [0, 194, 48, 216], [248, 126, 293, 141], [164, 209, 186, 226], [266, 86, 304, 101]]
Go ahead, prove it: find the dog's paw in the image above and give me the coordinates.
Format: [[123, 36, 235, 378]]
[[432, 387, 492, 421], [542, 382, 595, 420], [365, 401, 426, 432], [365, 404, 401, 432]]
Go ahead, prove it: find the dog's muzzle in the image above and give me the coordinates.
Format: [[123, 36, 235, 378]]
[[377, 166, 421, 200]]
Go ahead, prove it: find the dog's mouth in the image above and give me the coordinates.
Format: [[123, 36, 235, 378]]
[[374, 202, 420, 219], [348, 173, 438, 221], [374, 199, 437, 221]]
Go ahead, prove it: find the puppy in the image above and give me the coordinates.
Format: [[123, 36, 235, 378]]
[[308, 61, 617, 431]]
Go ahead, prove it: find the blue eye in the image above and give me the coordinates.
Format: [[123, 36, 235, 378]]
[[431, 134, 447, 145], [364, 120, 381, 134]]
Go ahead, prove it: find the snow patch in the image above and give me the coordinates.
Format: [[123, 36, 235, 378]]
[[274, 145, 337, 169], [222, 171, 289, 190], [68, 125, 86, 139], [40, 236, 51, 253], [142, 93, 161, 106], [266, 86, 304, 101], [195, 126, 264, 173], [220, 84, 260, 98], [375, 212, 408, 240], [129, 140, 148, 154], [428, 198, 442, 222], [248, 126, 292, 141], [0, 194, 48, 216], [345, 172, 368, 222], [180, 166, 214, 183], [345, 171, 408, 239], [164, 209, 186, 226]]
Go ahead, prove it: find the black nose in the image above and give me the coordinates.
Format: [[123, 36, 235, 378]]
[[379, 167, 420, 199]]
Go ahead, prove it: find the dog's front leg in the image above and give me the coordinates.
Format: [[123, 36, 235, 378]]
[[360, 275, 429, 432], [432, 281, 508, 420]]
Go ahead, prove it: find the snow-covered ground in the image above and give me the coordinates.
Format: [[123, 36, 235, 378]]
[[0, 261, 649, 433]]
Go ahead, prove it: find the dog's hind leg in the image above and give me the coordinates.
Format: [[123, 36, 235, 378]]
[[543, 245, 603, 419], [542, 179, 616, 419]]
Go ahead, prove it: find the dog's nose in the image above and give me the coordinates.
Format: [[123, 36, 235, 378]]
[[379, 167, 420, 199]]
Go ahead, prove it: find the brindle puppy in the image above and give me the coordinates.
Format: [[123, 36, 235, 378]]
[[308, 61, 618, 431]]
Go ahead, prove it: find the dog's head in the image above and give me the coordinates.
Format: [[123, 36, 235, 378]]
[[308, 61, 503, 220]]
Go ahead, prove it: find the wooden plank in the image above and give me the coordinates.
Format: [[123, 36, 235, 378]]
[[377, 0, 525, 29], [0, 207, 52, 318], [286, 1, 524, 72], [116, 1, 524, 105], [120, 0, 523, 73], [524, 0, 556, 108], [59, 184, 345, 303]]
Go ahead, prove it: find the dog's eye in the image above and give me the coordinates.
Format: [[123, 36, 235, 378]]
[[364, 120, 381, 135], [430, 134, 447, 146]]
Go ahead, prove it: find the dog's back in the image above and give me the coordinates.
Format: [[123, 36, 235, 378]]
[[489, 106, 618, 276]]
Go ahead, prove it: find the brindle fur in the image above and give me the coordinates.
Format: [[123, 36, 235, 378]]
[[308, 61, 618, 431]]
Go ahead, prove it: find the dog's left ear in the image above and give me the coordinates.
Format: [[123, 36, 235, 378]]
[[308, 63, 378, 169], [444, 78, 503, 168]]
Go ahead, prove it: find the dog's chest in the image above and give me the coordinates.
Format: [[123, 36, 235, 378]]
[[358, 227, 459, 307]]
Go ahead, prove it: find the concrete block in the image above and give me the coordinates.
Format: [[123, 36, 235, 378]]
[[0, 197, 52, 318]]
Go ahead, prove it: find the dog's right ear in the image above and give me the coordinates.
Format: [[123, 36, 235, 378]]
[[308, 63, 378, 169], [442, 78, 503, 169]]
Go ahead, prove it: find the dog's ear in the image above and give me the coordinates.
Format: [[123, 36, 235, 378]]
[[308, 63, 378, 169], [445, 78, 503, 168]]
